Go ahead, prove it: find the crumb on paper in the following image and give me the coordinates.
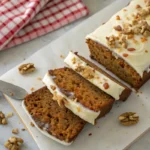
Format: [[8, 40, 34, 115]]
[[9, 92, 14, 96], [88, 133, 92, 136], [30, 87, 35, 92], [37, 77, 42, 81], [12, 128, 19, 134], [60, 55, 65, 59], [6, 112, 13, 118], [30, 122, 35, 127], [21, 128, 26, 131]]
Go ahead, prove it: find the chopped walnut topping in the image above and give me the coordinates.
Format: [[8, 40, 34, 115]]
[[4, 137, 24, 150], [72, 57, 76, 64], [123, 53, 129, 57], [106, 35, 116, 48], [116, 15, 121, 20], [50, 85, 56, 91], [75, 66, 95, 79], [136, 4, 141, 9], [114, 25, 122, 31], [145, 50, 148, 53], [103, 83, 109, 90], [141, 37, 148, 42], [18, 63, 35, 75], [53, 92, 65, 107], [127, 34, 134, 39], [127, 48, 136, 51], [12, 129, 19, 134]]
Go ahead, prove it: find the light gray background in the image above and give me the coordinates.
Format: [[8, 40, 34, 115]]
[[0, 0, 150, 149]]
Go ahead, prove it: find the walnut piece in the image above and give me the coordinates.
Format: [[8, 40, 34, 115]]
[[18, 63, 35, 75], [114, 25, 122, 31], [118, 112, 139, 126], [4, 136, 24, 150], [0, 111, 7, 125]]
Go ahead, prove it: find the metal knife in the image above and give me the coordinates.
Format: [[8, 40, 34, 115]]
[[0, 80, 28, 100]]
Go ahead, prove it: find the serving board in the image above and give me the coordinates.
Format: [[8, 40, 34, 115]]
[[1, 0, 150, 150]]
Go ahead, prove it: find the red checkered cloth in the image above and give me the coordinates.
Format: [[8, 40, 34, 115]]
[[0, 0, 88, 51]]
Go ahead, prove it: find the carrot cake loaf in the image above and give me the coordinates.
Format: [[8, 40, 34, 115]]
[[64, 51, 131, 101], [43, 68, 114, 125], [23, 87, 85, 145], [86, 0, 150, 89]]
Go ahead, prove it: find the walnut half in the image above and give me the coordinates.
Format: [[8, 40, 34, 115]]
[[18, 63, 35, 75], [118, 112, 139, 126]]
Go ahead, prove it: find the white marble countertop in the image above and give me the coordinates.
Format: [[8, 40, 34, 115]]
[[0, 0, 150, 149]]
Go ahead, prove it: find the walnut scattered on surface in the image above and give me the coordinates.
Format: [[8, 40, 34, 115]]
[[12, 129, 19, 134], [4, 137, 24, 150], [18, 63, 35, 75], [0, 111, 7, 125], [118, 112, 139, 126]]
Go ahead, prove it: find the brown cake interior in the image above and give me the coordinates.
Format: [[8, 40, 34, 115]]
[[49, 67, 114, 114], [24, 86, 86, 143]]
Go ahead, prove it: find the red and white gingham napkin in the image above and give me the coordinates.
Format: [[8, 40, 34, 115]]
[[0, 0, 89, 51]]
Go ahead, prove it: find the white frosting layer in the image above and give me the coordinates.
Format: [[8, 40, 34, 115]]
[[64, 52, 125, 100], [22, 101, 72, 146], [86, 0, 150, 77], [43, 73, 100, 125]]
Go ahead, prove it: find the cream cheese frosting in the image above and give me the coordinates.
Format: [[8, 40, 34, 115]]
[[43, 72, 100, 125], [22, 101, 72, 146], [86, 0, 150, 77], [64, 51, 125, 100]]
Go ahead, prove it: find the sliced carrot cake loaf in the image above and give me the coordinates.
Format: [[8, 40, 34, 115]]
[[86, 0, 150, 89], [23, 87, 85, 145], [64, 51, 131, 101], [43, 68, 114, 125]]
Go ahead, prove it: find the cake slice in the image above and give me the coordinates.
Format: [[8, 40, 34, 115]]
[[64, 51, 131, 101], [23, 87, 85, 145], [86, 0, 150, 89], [43, 68, 114, 124]]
